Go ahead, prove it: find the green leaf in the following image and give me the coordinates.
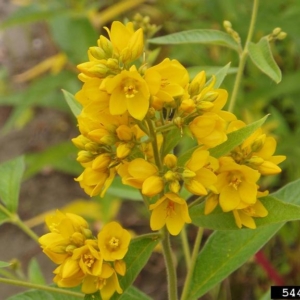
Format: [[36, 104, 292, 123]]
[[62, 90, 82, 118], [119, 286, 152, 300], [177, 115, 268, 166], [162, 128, 182, 156], [209, 115, 269, 158], [148, 29, 240, 51], [0, 261, 11, 268], [187, 178, 300, 299], [24, 141, 81, 179], [107, 176, 142, 201], [111, 234, 160, 300], [84, 292, 100, 300], [248, 37, 282, 83], [6, 287, 82, 300], [190, 195, 300, 230], [205, 62, 232, 89], [0, 4, 68, 30], [0, 71, 78, 134], [49, 15, 98, 64], [0, 156, 25, 212], [187, 65, 238, 79], [0, 210, 10, 226], [28, 258, 46, 285]]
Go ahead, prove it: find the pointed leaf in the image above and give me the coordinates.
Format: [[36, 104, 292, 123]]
[[177, 115, 268, 166], [24, 141, 81, 179], [111, 234, 160, 300], [187, 178, 300, 299], [85, 292, 100, 300], [28, 258, 46, 285], [149, 29, 239, 51], [187, 65, 237, 79], [205, 62, 232, 89], [162, 128, 182, 156], [6, 286, 82, 300], [190, 195, 300, 230], [62, 90, 82, 117], [0, 156, 25, 212], [0, 261, 11, 268], [248, 37, 282, 83], [119, 286, 152, 300], [209, 115, 269, 158]]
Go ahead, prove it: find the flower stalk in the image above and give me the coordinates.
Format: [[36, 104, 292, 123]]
[[228, 0, 259, 112]]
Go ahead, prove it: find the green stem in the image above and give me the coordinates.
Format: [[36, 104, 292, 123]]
[[180, 226, 191, 269], [228, 0, 259, 113], [161, 227, 178, 300], [180, 227, 204, 300], [0, 205, 39, 243], [12, 215, 40, 243], [146, 118, 163, 170], [155, 122, 176, 133], [0, 278, 84, 298]]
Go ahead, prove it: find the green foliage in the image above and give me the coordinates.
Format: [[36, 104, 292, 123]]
[[149, 29, 240, 51], [248, 37, 282, 83], [0, 156, 25, 213], [0, 261, 11, 268], [111, 234, 160, 299], [187, 178, 300, 299]]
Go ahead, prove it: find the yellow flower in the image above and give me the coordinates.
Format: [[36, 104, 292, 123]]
[[38, 210, 91, 264], [184, 148, 218, 195], [82, 263, 123, 298], [141, 175, 164, 197], [75, 77, 109, 109], [103, 66, 150, 120], [149, 193, 192, 236], [191, 73, 228, 112], [189, 112, 228, 148], [233, 199, 268, 229], [75, 167, 116, 197], [53, 257, 85, 288], [104, 21, 144, 64], [215, 157, 261, 212], [228, 121, 286, 175], [117, 158, 158, 189], [98, 222, 131, 261], [145, 58, 189, 108], [72, 240, 103, 276]]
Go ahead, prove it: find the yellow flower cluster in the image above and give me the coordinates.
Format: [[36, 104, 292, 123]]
[[72, 20, 285, 232], [39, 211, 131, 299]]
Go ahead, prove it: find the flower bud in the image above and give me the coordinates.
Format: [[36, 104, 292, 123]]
[[97, 36, 113, 57], [116, 143, 132, 159], [164, 170, 177, 181], [84, 142, 99, 152], [272, 27, 282, 36], [116, 125, 133, 141], [89, 47, 106, 60], [247, 156, 264, 166], [169, 180, 180, 193], [77, 150, 94, 163], [251, 134, 266, 152], [164, 154, 177, 169], [182, 169, 196, 179], [72, 135, 90, 149], [92, 154, 111, 170], [277, 32, 287, 40], [71, 232, 85, 246]]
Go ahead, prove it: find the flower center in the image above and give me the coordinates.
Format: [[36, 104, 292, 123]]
[[166, 201, 175, 217], [109, 237, 119, 249], [229, 175, 242, 190], [84, 254, 94, 268], [123, 80, 138, 98]]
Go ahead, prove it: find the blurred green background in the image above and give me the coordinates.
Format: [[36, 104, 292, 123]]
[[0, 0, 299, 299]]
